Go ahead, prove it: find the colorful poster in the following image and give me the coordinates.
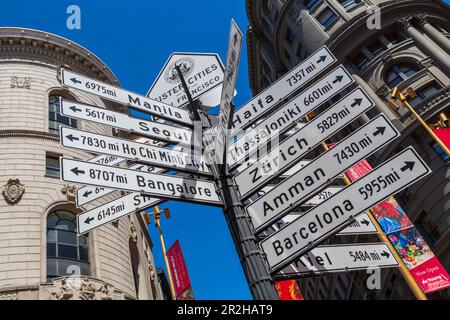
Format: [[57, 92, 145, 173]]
[[275, 280, 304, 300], [167, 240, 194, 299], [345, 160, 450, 294]]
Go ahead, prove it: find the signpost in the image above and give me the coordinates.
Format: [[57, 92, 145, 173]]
[[228, 66, 354, 167], [273, 243, 398, 278], [246, 114, 400, 232], [60, 127, 210, 175], [231, 46, 336, 134], [60, 69, 193, 127], [60, 99, 198, 147], [234, 87, 374, 197], [260, 147, 431, 271], [147, 53, 225, 108], [60, 158, 222, 206]]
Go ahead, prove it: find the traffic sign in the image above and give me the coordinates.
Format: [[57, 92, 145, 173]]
[[247, 114, 400, 232], [231, 46, 336, 134], [60, 69, 193, 127], [61, 99, 198, 147], [228, 65, 354, 167], [235, 87, 374, 197], [260, 147, 431, 271], [210, 19, 243, 167], [273, 243, 398, 278], [60, 127, 211, 176], [147, 53, 225, 108], [61, 158, 222, 206], [77, 192, 165, 235]]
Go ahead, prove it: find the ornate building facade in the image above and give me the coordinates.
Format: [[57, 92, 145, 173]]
[[0, 28, 162, 300], [246, 0, 450, 299]]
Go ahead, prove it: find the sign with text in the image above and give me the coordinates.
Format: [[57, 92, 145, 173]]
[[167, 240, 194, 299], [261, 147, 431, 271], [247, 114, 399, 232], [60, 69, 193, 127]]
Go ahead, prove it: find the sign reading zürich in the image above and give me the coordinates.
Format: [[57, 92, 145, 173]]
[[247, 114, 399, 232], [261, 147, 431, 271]]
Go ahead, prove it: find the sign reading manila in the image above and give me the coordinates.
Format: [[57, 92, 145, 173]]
[[147, 52, 225, 107], [273, 243, 398, 278], [228, 65, 354, 167], [247, 114, 400, 232], [231, 46, 337, 134], [260, 147, 431, 271], [60, 69, 193, 127], [60, 158, 222, 206], [234, 87, 375, 197]]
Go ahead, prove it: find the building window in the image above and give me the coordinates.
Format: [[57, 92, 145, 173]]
[[47, 210, 89, 282], [337, 0, 361, 11], [431, 142, 450, 163], [46, 154, 61, 178], [409, 83, 442, 107], [49, 95, 77, 134], [304, 0, 321, 11], [317, 7, 339, 30], [284, 27, 294, 45], [385, 63, 421, 89]]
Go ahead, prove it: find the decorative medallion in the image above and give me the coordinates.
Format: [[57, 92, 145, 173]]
[[10, 76, 31, 89], [61, 184, 77, 201], [2, 179, 25, 205]]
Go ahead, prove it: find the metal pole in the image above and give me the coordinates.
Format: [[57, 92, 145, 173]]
[[174, 65, 279, 300]]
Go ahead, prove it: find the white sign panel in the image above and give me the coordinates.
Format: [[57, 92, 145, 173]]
[[60, 127, 210, 176], [274, 243, 398, 278], [228, 66, 354, 167], [247, 114, 400, 232], [61, 99, 198, 147], [261, 147, 431, 271], [147, 53, 225, 107], [60, 69, 193, 127], [61, 158, 222, 206], [77, 193, 165, 235], [235, 87, 374, 197], [232, 46, 336, 134], [338, 213, 377, 235]]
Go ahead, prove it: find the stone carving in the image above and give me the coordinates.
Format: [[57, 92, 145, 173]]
[[397, 17, 414, 31], [2, 179, 25, 205], [130, 221, 138, 243], [49, 276, 121, 300], [11, 76, 31, 89], [61, 184, 77, 201], [415, 14, 429, 27], [0, 292, 18, 300], [50, 278, 74, 300]]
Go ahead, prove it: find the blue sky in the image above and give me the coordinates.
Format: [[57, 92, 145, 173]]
[[0, 0, 252, 299]]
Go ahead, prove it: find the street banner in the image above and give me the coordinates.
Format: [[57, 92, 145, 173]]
[[260, 147, 431, 271], [167, 240, 195, 300], [346, 159, 450, 294], [275, 280, 304, 300], [432, 128, 450, 161]]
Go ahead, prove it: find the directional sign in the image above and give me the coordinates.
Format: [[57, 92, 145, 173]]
[[258, 186, 343, 206], [260, 147, 431, 271], [228, 65, 354, 167], [61, 158, 222, 206], [60, 127, 210, 176], [231, 46, 336, 134], [61, 99, 198, 147], [60, 69, 193, 127], [247, 114, 400, 232], [235, 87, 374, 197], [273, 243, 398, 278], [77, 193, 165, 235], [210, 19, 243, 167], [147, 53, 225, 108]]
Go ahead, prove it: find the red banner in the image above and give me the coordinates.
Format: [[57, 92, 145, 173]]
[[167, 240, 194, 299], [275, 280, 304, 300], [433, 128, 450, 149], [345, 160, 450, 294]]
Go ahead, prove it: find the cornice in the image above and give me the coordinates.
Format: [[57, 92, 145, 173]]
[[0, 130, 60, 141]]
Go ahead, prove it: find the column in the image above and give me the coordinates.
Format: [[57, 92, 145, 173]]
[[417, 14, 450, 54], [398, 17, 450, 75]]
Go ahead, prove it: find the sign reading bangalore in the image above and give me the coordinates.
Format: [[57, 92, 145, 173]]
[[60, 69, 193, 127], [261, 147, 431, 271], [60, 158, 222, 206], [231, 46, 336, 134], [247, 114, 399, 232]]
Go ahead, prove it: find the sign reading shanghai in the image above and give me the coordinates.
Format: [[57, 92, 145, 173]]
[[147, 52, 225, 107], [260, 147, 431, 272]]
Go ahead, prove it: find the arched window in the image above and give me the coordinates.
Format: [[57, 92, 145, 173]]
[[47, 210, 89, 282], [385, 63, 421, 89], [48, 95, 77, 134]]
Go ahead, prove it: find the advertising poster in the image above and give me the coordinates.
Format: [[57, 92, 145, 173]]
[[275, 280, 304, 300]]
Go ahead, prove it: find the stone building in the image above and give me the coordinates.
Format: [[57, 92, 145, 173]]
[[0, 28, 162, 300], [245, 0, 450, 299]]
